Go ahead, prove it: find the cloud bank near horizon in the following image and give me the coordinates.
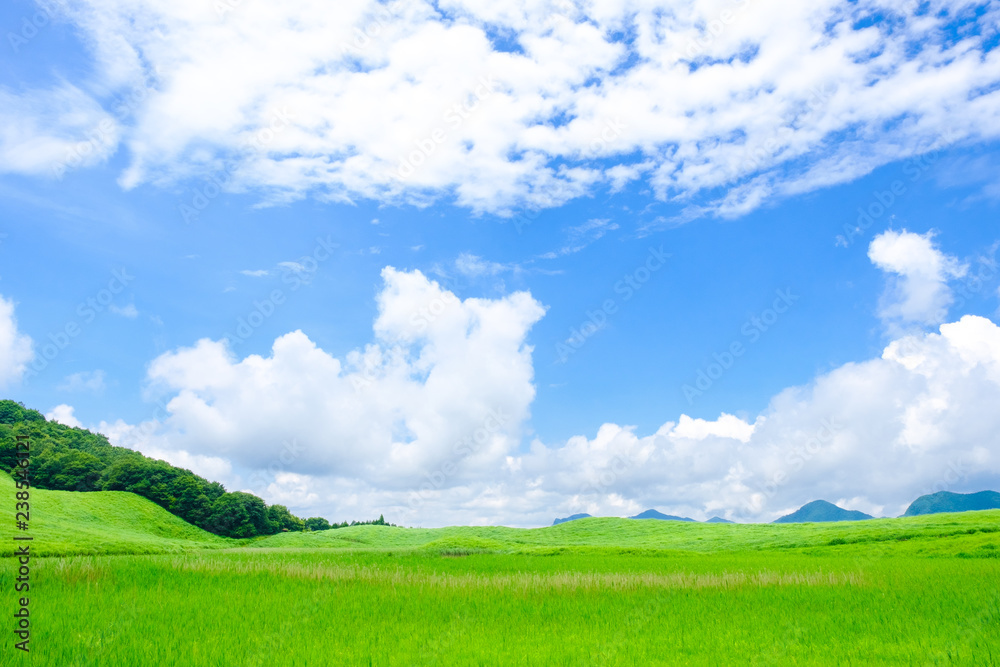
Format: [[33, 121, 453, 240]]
[[39, 230, 999, 526], [4, 0, 999, 217]]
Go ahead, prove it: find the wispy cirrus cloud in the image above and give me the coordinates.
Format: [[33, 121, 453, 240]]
[[109, 303, 139, 318], [541, 218, 620, 258], [453, 252, 516, 278], [58, 370, 107, 393]]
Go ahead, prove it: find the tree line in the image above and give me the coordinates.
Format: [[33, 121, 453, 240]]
[[0, 400, 392, 538]]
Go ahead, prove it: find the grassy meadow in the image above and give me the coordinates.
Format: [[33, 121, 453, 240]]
[[2, 472, 999, 665]]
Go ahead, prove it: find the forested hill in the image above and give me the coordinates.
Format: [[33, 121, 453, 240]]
[[0, 399, 313, 538]]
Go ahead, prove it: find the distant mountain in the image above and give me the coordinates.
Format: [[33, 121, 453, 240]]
[[903, 491, 1000, 517], [630, 509, 696, 522], [774, 500, 873, 524], [706, 516, 733, 524], [552, 513, 592, 525]]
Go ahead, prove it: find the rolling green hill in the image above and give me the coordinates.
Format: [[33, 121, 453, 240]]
[[0, 472, 233, 556], [4, 468, 1000, 559], [248, 507, 1000, 558], [0, 399, 310, 538], [903, 490, 1000, 516]]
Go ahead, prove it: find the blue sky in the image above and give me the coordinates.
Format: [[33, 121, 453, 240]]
[[2, 0, 1000, 526]]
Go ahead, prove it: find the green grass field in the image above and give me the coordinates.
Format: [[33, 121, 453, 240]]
[[3, 473, 999, 665]]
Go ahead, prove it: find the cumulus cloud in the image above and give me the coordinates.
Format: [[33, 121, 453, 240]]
[[0, 295, 33, 388], [113, 268, 544, 492], [493, 316, 1000, 525], [869, 229, 967, 328], [96, 416, 235, 483], [46, 404, 83, 428], [5, 1, 998, 216], [99, 266, 1000, 526]]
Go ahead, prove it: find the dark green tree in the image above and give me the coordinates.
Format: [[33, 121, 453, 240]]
[[206, 492, 276, 538], [0, 401, 44, 425], [304, 517, 331, 531], [36, 450, 104, 491], [268, 504, 305, 532], [167, 475, 215, 528]]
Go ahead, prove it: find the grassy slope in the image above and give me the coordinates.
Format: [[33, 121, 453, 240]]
[[0, 473, 233, 556], [2, 469, 998, 558], [251, 509, 1000, 557]]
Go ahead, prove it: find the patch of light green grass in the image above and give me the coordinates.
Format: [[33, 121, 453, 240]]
[[3, 475, 1000, 664], [14, 549, 1000, 666], [0, 473, 233, 556]]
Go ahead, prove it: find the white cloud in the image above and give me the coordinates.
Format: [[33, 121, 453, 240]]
[[671, 414, 755, 443], [505, 316, 1000, 525], [116, 268, 544, 492], [0, 84, 120, 178], [568, 218, 617, 240], [543, 218, 620, 258], [869, 229, 967, 328], [241, 269, 270, 277], [453, 252, 514, 278], [58, 370, 107, 393], [109, 303, 139, 318], [104, 266, 1000, 526], [259, 472, 321, 508], [98, 417, 235, 483], [46, 404, 83, 429], [0, 295, 33, 388], [6, 1, 998, 216]]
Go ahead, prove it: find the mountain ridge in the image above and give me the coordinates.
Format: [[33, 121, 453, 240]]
[[630, 509, 696, 521], [903, 490, 1000, 516], [773, 500, 873, 524]]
